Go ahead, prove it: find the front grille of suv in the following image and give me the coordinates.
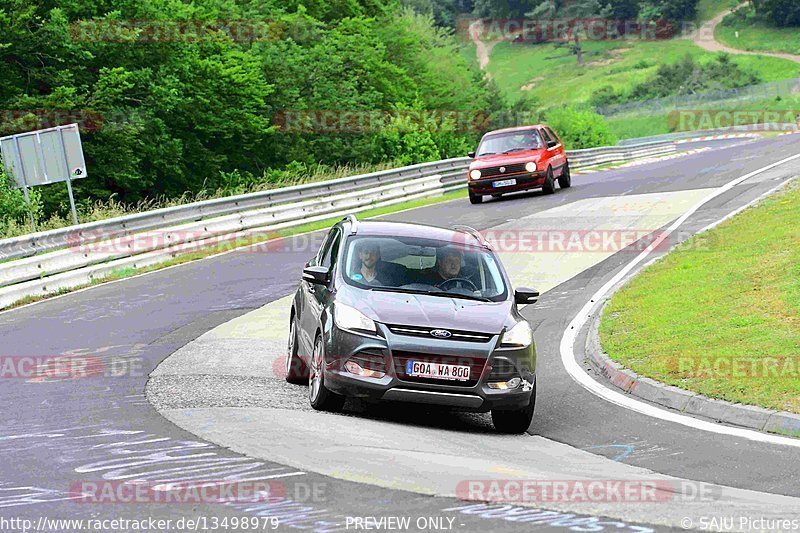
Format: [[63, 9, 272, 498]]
[[386, 324, 493, 343]]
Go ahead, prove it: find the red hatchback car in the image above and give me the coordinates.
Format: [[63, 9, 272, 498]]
[[466, 125, 570, 204]]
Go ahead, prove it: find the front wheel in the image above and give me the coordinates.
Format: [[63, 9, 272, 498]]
[[285, 315, 308, 384], [469, 191, 483, 204], [491, 382, 536, 434], [309, 335, 345, 412], [558, 162, 571, 189], [542, 167, 556, 195]]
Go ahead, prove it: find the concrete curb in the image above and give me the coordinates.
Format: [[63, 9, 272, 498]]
[[584, 303, 800, 439]]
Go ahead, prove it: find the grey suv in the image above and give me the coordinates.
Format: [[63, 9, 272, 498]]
[[286, 215, 540, 433]]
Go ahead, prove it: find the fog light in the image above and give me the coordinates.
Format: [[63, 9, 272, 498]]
[[344, 361, 385, 378], [506, 377, 521, 389], [487, 377, 522, 390]]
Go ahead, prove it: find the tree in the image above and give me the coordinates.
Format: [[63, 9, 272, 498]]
[[751, 0, 800, 26]]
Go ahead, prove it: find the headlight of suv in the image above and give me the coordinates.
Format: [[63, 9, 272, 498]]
[[334, 303, 377, 334], [469, 169, 482, 180], [525, 161, 536, 172], [501, 320, 532, 348]]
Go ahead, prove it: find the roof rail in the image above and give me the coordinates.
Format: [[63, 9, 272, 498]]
[[343, 214, 358, 234], [451, 224, 490, 248]]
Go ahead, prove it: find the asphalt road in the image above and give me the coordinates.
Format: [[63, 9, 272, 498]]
[[0, 135, 797, 532]]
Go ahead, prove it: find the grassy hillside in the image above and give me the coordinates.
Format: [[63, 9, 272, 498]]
[[696, 0, 740, 23], [717, 13, 800, 55], [486, 39, 799, 105]]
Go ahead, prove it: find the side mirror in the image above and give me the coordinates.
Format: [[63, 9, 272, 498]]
[[514, 287, 539, 305], [468, 151, 476, 158], [303, 265, 330, 285], [547, 140, 558, 149]]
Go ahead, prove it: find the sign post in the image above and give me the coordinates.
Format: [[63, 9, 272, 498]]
[[11, 135, 37, 232]]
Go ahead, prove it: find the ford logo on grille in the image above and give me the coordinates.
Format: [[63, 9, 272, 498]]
[[430, 329, 452, 338]]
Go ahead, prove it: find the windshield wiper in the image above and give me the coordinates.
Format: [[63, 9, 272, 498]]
[[477, 152, 496, 156], [501, 147, 527, 154], [423, 290, 492, 302], [367, 286, 492, 302], [367, 286, 423, 294]]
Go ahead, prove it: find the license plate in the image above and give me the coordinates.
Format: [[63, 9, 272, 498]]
[[406, 360, 471, 381], [493, 179, 516, 188]]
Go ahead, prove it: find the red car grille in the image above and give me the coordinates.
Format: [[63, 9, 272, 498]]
[[479, 163, 528, 178], [392, 351, 487, 387]]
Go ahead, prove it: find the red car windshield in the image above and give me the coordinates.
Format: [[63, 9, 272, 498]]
[[477, 130, 544, 156]]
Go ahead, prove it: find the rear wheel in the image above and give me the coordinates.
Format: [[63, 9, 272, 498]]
[[491, 382, 536, 434], [542, 167, 556, 195], [558, 162, 571, 189], [285, 315, 308, 384], [309, 335, 345, 412], [469, 191, 483, 204]]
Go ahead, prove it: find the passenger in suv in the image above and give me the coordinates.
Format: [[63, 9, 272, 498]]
[[466, 124, 570, 204]]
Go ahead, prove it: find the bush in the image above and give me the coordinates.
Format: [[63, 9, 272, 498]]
[[545, 106, 617, 149], [0, 169, 43, 236]]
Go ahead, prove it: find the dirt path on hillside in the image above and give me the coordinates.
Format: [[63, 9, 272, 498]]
[[693, 5, 800, 64], [470, 21, 497, 75]]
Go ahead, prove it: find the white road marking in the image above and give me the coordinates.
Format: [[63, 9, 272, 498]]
[[559, 152, 800, 448]]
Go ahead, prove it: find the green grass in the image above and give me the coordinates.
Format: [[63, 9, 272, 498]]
[[600, 181, 800, 413], [4, 189, 468, 310], [717, 15, 800, 55], [605, 93, 800, 138], [487, 39, 799, 106]]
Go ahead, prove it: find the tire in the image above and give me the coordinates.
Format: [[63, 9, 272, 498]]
[[285, 315, 308, 384], [469, 191, 483, 204], [542, 167, 556, 195], [309, 334, 345, 412], [491, 382, 536, 434], [558, 162, 571, 189]]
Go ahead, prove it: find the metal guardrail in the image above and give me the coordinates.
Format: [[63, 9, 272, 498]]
[[0, 137, 686, 309], [0, 157, 470, 262]]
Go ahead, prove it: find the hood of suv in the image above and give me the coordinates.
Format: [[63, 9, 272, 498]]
[[469, 149, 545, 171], [338, 286, 512, 335]]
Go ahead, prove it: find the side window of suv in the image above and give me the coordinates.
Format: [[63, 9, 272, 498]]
[[320, 228, 342, 270]]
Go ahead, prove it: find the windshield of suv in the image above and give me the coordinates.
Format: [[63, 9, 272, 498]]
[[477, 130, 544, 156], [342, 235, 508, 302]]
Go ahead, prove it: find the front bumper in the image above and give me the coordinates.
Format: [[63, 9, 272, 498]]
[[468, 171, 546, 195], [323, 323, 536, 412]]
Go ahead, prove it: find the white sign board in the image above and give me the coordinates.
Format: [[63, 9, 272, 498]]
[[0, 123, 87, 189]]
